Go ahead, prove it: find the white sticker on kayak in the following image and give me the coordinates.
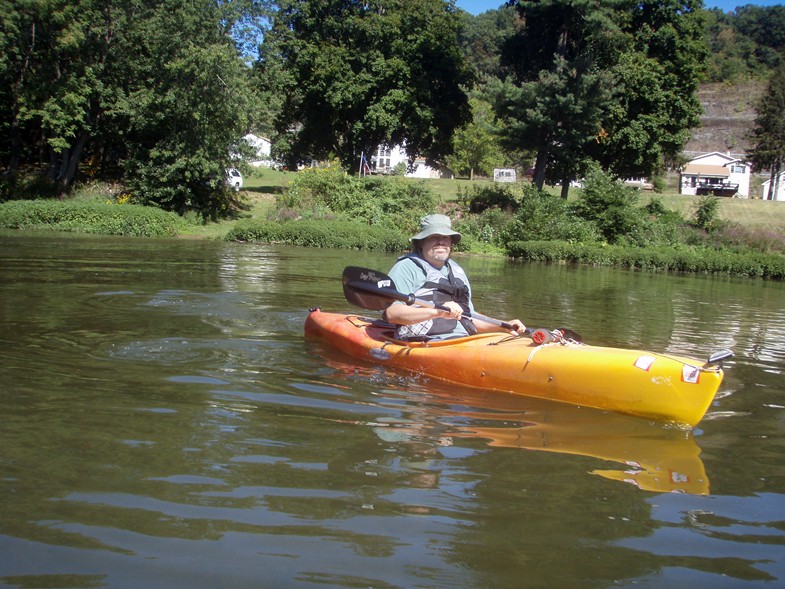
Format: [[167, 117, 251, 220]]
[[634, 355, 656, 371], [671, 471, 689, 484], [369, 347, 391, 361], [682, 365, 700, 384]]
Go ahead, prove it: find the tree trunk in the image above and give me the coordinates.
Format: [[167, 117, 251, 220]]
[[7, 118, 21, 179], [768, 161, 782, 201], [560, 180, 570, 200], [49, 133, 89, 193], [532, 147, 549, 190]]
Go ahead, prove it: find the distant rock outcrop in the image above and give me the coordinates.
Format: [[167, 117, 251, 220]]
[[684, 81, 764, 159]]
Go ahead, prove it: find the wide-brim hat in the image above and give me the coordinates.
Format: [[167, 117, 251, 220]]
[[411, 214, 461, 244]]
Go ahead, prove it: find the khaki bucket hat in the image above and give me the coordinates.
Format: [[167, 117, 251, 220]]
[[410, 214, 461, 244]]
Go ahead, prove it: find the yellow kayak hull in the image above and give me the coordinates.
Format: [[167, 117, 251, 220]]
[[304, 309, 726, 427]]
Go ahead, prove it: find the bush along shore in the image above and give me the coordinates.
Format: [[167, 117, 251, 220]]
[[0, 199, 182, 237], [2, 165, 784, 279]]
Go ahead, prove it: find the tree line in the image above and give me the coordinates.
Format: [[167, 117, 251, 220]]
[[2, 0, 784, 218]]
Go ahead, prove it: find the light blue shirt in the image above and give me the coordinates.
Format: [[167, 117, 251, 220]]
[[387, 255, 476, 339]]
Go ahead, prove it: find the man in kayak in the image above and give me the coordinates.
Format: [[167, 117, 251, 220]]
[[383, 213, 526, 340]]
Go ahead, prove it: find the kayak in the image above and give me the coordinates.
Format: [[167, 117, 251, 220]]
[[304, 308, 730, 427]]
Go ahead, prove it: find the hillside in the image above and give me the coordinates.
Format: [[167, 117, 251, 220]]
[[684, 81, 765, 158]]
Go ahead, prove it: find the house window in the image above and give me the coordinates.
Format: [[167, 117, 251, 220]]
[[732, 165, 746, 174]]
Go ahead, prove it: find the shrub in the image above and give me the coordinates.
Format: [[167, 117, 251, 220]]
[[510, 185, 601, 243], [275, 163, 437, 235], [461, 184, 521, 213], [693, 195, 722, 231], [0, 200, 182, 237], [454, 207, 516, 249], [505, 240, 785, 279], [572, 166, 654, 245], [225, 219, 409, 252]]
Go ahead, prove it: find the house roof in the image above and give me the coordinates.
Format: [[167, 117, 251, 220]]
[[690, 151, 736, 163], [761, 171, 785, 186], [682, 163, 730, 178]]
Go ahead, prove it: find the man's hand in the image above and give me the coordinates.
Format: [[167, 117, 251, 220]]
[[505, 319, 526, 335], [437, 301, 464, 320]]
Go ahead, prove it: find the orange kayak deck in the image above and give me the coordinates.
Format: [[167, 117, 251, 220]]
[[304, 308, 726, 427]]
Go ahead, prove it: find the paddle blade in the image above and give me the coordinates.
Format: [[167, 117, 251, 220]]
[[342, 266, 406, 310]]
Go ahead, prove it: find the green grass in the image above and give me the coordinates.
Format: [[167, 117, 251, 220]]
[[208, 168, 785, 235], [635, 193, 785, 229]]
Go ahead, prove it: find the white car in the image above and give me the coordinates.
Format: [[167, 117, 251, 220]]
[[226, 168, 243, 191]]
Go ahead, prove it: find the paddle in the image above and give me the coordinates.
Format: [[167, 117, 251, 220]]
[[342, 266, 587, 344]]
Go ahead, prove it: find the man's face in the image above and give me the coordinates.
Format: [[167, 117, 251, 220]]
[[421, 234, 452, 267]]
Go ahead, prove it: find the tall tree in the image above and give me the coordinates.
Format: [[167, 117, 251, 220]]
[[495, 0, 620, 195], [1, 0, 261, 217], [261, 0, 472, 172], [495, 0, 706, 195], [116, 0, 258, 216], [747, 64, 785, 200], [590, 0, 707, 180], [0, 0, 103, 189], [446, 97, 505, 179], [457, 4, 516, 82]]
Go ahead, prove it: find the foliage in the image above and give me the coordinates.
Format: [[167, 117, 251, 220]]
[[0, 0, 262, 218], [702, 8, 759, 82], [457, 3, 517, 81], [692, 195, 721, 231], [262, 0, 472, 172], [225, 218, 408, 252], [446, 97, 506, 179], [458, 182, 601, 245], [514, 186, 601, 244], [461, 183, 521, 214], [505, 240, 785, 279], [0, 199, 182, 237], [604, 0, 706, 174], [747, 63, 785, 200], [493, 0, 705, 193], [274, 164, 439, 235], [124, 42, 257, 219], [571, 166, 646, 244], [454, 207, 517, 251], [494, 58, 614, 192]]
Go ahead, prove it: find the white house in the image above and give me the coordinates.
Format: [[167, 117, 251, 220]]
[[244, 133, 273, 167], [680, 152, 751, 197], [760, 171, 785, 201], [368, 144, 453, 179]]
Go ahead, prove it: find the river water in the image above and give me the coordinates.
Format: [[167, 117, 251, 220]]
[[1, 232, 784, 589]]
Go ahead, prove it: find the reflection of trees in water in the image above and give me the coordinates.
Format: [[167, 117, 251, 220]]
[[471, 256, 785, 370]]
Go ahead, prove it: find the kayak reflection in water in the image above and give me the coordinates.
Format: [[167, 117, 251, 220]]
[[383, 214, 526, 341]]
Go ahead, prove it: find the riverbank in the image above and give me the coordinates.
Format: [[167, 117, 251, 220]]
[[2, 168, 785, 278], [233, 168, 785, 231]]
